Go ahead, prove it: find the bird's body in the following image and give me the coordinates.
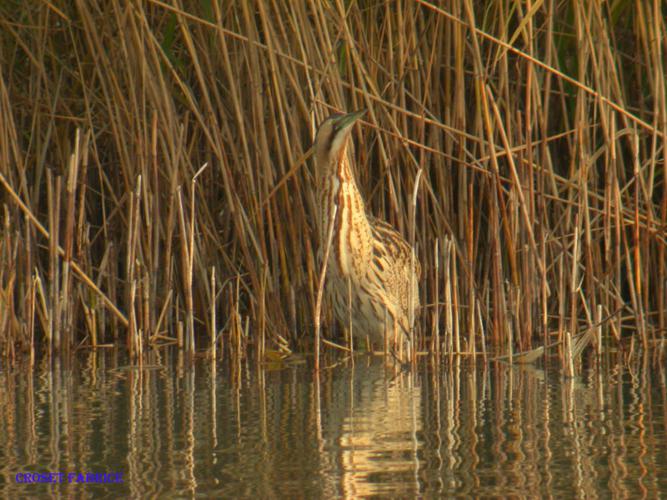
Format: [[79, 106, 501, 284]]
[[313, 111, 420, 359]]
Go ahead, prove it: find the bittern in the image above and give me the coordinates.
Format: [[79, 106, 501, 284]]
[[313, 110, 420, 360]]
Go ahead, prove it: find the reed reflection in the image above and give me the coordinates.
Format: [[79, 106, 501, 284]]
[[0, 351, 665, 498], [416, 358, 667, 498]]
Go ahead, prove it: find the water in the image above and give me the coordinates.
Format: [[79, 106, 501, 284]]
[[1, 351, 665, 498]]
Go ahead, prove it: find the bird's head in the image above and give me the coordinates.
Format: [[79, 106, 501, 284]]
[[313, 110, 366, 171]]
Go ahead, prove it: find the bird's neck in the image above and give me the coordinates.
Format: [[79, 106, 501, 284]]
[[318, 154, 373, 273], [318, 154, 361, 233]]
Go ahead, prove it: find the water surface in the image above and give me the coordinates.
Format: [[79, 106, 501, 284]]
[[1, 351, 665, 498]]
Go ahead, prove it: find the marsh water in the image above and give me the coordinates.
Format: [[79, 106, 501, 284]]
[[1, 350, 666, 498]]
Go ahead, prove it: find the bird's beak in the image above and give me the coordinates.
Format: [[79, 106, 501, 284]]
[[335, 109, 366, 131]]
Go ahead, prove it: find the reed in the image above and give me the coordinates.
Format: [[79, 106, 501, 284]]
[[0, 1, 664, 369]]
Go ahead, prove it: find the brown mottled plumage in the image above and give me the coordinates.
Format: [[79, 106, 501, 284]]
[[313, 110, 420, 360]]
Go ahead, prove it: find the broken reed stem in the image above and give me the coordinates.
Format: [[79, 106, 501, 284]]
[[595, 304, 602, 360], [564, 330, 574, 378], [234, 276, 243, 367], [443, 238, 452, 357], [409, 168, 422, 364], [47, 170, 61, 352], [174, 164, 207, 356], [61, 129, 81, 353], [569, 213, 580, 369], [29, 276, 36, 366], [130, 280, 140, 360], [176, 188, 192, 354], [127, 175, 142, 359], [432, 238, 440, 359], [451, 240, 461, 357], [477, 302, 487, 363], [210, 266, 216, 362], [258, 266, 267, 365]]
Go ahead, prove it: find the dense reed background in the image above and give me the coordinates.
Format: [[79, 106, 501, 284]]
[[0, 1, 665, 365]]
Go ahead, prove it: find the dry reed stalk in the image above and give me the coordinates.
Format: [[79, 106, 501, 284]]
[[451, 241, 461, 357], [129, 280, 140, 361], [28, 275, 35, 366], [210, 266, 216, 362], [569, 215, 581, 362], [0, 169, 128, 330], [314, 205, 338, 371], [595, 304, 602, 360], [432, 238, 440, 358], [176, 187, 193, 355], [258, 266, 267, 366], [409, 168, 423, 363], [127, 175, 141, 358], [443, 238, 452, 357], [632, 135, 648, 349], [477, 302, 486, 363], [47, 170, 61, 352], [61, 130, 81, 352], [0, 1, 665, 368], [347, 278, 354, 359], [564, 330, 574, 378]]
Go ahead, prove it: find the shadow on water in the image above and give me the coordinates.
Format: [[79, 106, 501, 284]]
[[0, 350, 666, 497]]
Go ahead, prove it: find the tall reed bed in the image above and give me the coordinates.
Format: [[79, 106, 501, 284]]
[[0, 1, 664, 365]]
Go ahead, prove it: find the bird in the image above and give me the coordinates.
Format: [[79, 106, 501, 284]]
[[313, 110, 420, 361]]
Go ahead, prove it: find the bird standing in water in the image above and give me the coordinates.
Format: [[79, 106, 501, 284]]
[[313, 110, 420, 361]]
